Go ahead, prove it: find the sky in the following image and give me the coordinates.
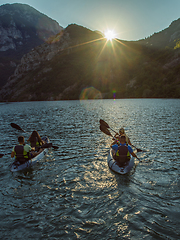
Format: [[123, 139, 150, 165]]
[[0, 0, 180, 41]]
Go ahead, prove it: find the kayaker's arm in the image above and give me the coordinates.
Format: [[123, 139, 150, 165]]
[[114, 133, 119, 139], [11, 151, 15, 158], [110, 140, 119, 147]]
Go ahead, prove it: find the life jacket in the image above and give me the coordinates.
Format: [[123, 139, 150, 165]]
[[14, 145, 30, 164], [30, 137, 42, 149], [114, 144, 130, 166]]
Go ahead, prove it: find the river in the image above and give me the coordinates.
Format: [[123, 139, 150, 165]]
[[0, 99, 179, 239]]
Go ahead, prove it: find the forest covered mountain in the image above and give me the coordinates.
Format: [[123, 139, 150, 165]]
[[0, 4, 180, 101], [0, 3, 63, 86], [139, 18, 180, 49]]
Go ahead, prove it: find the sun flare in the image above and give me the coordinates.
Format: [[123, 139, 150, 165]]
[[104, 30, 116, 41]]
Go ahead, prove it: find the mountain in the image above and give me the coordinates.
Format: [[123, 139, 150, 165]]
[[0, 19, 180, 101], [0, 3, 63, 86], [139, 18, 180, 49]]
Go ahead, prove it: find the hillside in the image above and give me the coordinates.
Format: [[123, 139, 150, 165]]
[[0, 3, 63, 86], [0, 21, 180, 101], [139, 18, 180, 49]]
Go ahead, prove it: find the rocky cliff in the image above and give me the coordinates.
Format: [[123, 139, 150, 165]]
[[0, 3, 63, 86], [0, 14, 180, 101]]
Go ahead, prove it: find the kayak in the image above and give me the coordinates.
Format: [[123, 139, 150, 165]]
[[107, 149, 134, 175], [10, 136, 50, 172]]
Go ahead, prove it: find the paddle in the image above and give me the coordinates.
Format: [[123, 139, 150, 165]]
[[100, 119, 143, 152], [0, 153, 8, 158], [10, 123, 59, 149], [40, 143, 58, 150], [99, 119, 118, 134], [100, 124, 113, 137], [10, 123, 27, 133]]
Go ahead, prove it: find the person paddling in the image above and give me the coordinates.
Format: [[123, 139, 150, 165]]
[[11, 136, 40, 164], [111, 135, 139, 166], [27, 130, 45, 151], [113, 127, 132, 145]]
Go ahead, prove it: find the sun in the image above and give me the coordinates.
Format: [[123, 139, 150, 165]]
[[104, 30, 116, 41]]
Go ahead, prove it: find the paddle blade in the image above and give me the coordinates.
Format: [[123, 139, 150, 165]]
[[100, 124, 112, 136], [52, 145, 59, 149], [40, 143, 58, 149], [131, 144, 143, 152], [41, 143, 52, 148], [0, 154, 4, 158], [11, 123, 25, 132], [99, 119, 110, 128], [137, 148, 143, 152]]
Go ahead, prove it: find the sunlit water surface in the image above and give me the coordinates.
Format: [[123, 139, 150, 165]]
[[0, 99, 179, 239]]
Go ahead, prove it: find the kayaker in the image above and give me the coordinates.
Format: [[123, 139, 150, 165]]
[[27, 130, 45, 151], [111, 135, 139, 166], [11, 136, 39, 164], [113, 127, 132, 145]]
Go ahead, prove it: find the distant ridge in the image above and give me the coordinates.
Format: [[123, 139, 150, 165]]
[[0, 4, 180, 101], [139, 18, 180, 49], [1, 19, 180, 101]]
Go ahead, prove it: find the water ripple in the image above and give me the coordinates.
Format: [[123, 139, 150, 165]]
[[0, 99, 179, 239]]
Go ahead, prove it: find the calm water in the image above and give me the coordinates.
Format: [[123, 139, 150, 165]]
[[0, 99, 179, 240]]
